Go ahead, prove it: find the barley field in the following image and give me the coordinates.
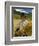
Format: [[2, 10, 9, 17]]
[[12, 15, 32, 37]]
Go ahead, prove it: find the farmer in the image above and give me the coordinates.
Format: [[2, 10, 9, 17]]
[[16, 13, 28, 33]]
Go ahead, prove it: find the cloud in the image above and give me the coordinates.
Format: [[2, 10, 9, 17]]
[[15, 9, 29, 14]]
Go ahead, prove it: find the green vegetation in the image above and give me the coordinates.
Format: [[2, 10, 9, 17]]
[[13, 10, 32, 20]]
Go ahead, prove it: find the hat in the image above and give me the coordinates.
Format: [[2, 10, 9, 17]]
[[21, 13, 26, 17]]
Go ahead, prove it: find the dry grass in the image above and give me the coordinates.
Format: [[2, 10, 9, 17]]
[[13, 19, 32, 37]]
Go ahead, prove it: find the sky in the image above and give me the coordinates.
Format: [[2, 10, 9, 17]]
[[15, 8, 33, 14]]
